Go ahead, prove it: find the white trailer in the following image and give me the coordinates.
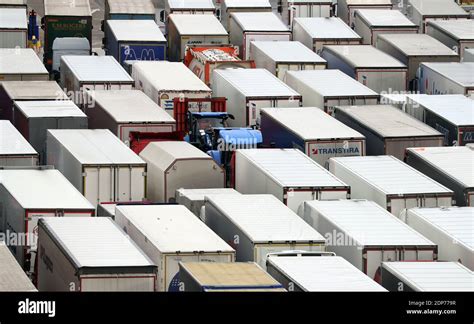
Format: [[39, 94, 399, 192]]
[[204, 194, 326, 268], [0, 0, 27, 8], [417, 62, 474, 97], [175, 188, 241, 219], [0, 49, 49, 81], [104, 0, 156, 20], [337, 0, 393, 27], [334, 105, 444, 160], [0, 7, 27, 48], [260, 107, 365, 166], [328, 155, 454, 218], [0, 242, 37, 291], [229, 12, 291, 60], [165, 0, 215, 18], [464, 48, 474, 62], [405, 207, 473, 270], [0, 168, 95, 272], [139, 141, 225, 202], [212, 68, 301, 127], [281, 0, 332, 27], [381, 261, 473, 291], [221, 0, 272, 31], [249, 41, 327, 80], [132, 61, 212, 115], [85, 90, 176, 144], [46, 129, 147, 206], [354, 9, 418, 46], [266, 252, 387, 291], [426, 20, 474, 59], [300, 199, 437, 279], [234, 149, 350, 211], [0, 120, 38, 166], [36, 217, 157, 292], [405, 147, 474, 206], [321, 45, 408, 93], [292, 17, 362, 54], [115, 205, 235, 291], [285, 69, 379, 115]]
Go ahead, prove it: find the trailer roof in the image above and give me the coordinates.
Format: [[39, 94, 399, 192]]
[[406, 147, 474, 188], [354, 9, 417, 27], [167, 0, 215, 10], [47, 129, 145, 165], [267, 255, 386, 291], [261, 107, 364, 141], [0, 120, 36, 157], [107, 20, 166, 42], [427, 20, 474, 41], [116, 205, 234, 253], [0, 243, 37, 291], [107, 0, 155, 14], [304, 200, 435, 246], [206, 194, 326, 243], [330, 155, 453, 195], [14, 100, 86, 118], [176, 188, 241, 202], [238, 149, 348, 188], [44, 0, 92, 16], [231, 12, 290, 32], [224, 0, 271, 8], [169, 14, 227, 35], [335, 105, 442, 138], [408, 0, 469, 16], [0, 49, 48, 75], [0, 7, 27, 29], [323, 45, 406, 68], [421, 62, 474, 88], [293, 17, 361, 40], [251, 41, 326, 63], [61, 56, 133, 82], [377, 34, 459, 57], [0, 81, 69, 100], [382, 261, 473, 291], [0, 169, 94, 209], [86, 90, 175, 123]]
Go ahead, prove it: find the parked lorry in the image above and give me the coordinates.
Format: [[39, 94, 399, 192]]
[[221, 0, 272, 31], [0, 48, 49, 81], [0, 7, 27, 48], [51, 38, 91, 81], [281, 0, 332, 27], [165, 0, 216, 22], [0, 120, 38, 167], [104, 0, 156, 21], [337, 0, 393, 27], [426, 20, 474, 59], [417, 62, 474, 97], [0, 242, 37, 292], [175, 188, 241, 219]]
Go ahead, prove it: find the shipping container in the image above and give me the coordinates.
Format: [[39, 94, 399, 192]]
[[281, 0, 332, 27], [260, 107, 365, 166], [115, 205, 235, 291], [104, 0, 156, 20], [229, 12, 291, 60], [132, 61, 212, 114], [405, 207, 473, 270], [300, 199, 437, 279], [250, 41, 327, 80], [221, 0, 272, 31], [0, 168, 95, 272], [337, 0, 393, 27], [0, 7, 27, 48], [464, 48, 474, 62], [36, 217, 157, 291], [266, 252, 387, 291], [353, 9, 418, 46], [417, 62, 474, 97], [328, 155, 454, 218], [168, 14, 228, 62], [0, 120, 38, 166], [139, 141, 225, 202], [179, 262, 286, 292], [46, 129, 147, 206], [212, 68, 301, 127], [175, 188, 241, 219], [334, 105, 444, 160], [405, 147, 474, 206], [0, 242, 37, 292], [321, 45, 408, 92], [0, 48, 49, 81], [426, 20, 474, 59], [85, 90, 176, 144], [284, 69, 378, 115], [234, 149, 350, 211], [204, 194, 326, 268], [381, 261, 473, 291]]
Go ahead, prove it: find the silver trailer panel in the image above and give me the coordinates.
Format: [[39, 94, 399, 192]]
[[0, 49, 49, 81], [426, 20, 474, 59], [417, 62, 474, 97], [0, 242, 37, 291], [175, 188, 241, 219], [281, 0, 332, 26], [0, 120, 38, 166]]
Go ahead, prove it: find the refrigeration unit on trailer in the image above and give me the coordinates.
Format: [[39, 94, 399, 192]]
[[337, 0, 393, 27], [321, 45, 408, 92], [0, 7, 27, 48], [381, 261, 473, 292], [292, 17, 362, 54], [46, 129, 147, 206], [204, 194, 326, 268], [175, 188, 241, 219], [426, 20, 474, 59], [0, 120, 38, 167], [266, 252, 387, 292], [229, 12, 291, 60], [104, 0, 156, 20], [139, 141, 225, 203], [0, 168, 94, 272], [179, 262, 286, 292], [0, 242, 37, 292], [221, 0, 272, 31], [284, 69, 379, 115], [334, 105, 444, 160], [132, 61, 212, 115], [260, 107, 365, 166], [85, 90, 176, 144], [115, 205, 235, 291], [464, 48, 474, 62], [405, 147, 474, 206], [249, 41, 327, 80], [0, 49, 49, 81], [234, 149, 350, 212], [405, 207, 473, 270], [328, 155, 454, 218], [281, 0, 332, 27], [353, 9, 418, 46], [417, 62, 474, 97], [36, 217, 157, 292], [300, 199, 437, 279], [167, 14, 228, 62], [375, 34, 459, 90]]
